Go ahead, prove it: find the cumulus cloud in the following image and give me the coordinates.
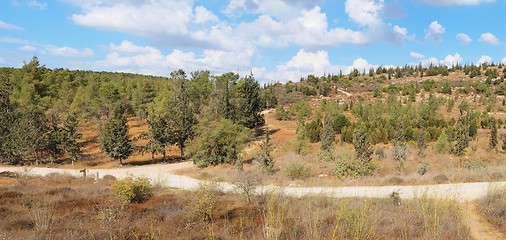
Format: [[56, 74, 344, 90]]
[[19, 45, 37, 52], [345, 0, 384, 27], [410, 52, 425, 59], [418, 0, 495, 6], [502, 58, 506, 64], [416, 53, 462, 67], [194, 6, 218, 24], [44, 46, 94, 57], [425, 21, 445, 42], [477, 55, 492, 65], [456, 33, 472, 44], [89, 40, 254, 76], [71, 0, 193, 38], [479, 32, 500, 45], [0, 20, 23, 30]]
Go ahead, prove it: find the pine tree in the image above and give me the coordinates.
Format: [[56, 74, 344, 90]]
[[502, 134, 506, 151], [489, 117, 498, 150], [416, 131, 427, 156], [257, 127, 274, 173], [320, 116, 335, 152], [294, 119, 308, 155], [62, 112, 83, 165], [168, 75, 196, 157], [100, 104, 133, 165], [435, 129, 451, 154], [353, 123, 373, 164], [392, 122, 407, 174], [453, 113, 469, 156]]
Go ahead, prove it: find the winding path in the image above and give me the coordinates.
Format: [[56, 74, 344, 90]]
[[1, 162, 505, 201], [1, 162, 505, 239]]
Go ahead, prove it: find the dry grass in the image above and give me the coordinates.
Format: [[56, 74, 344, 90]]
[[479, 186, 506, 234], [0, 173, 471, 239]]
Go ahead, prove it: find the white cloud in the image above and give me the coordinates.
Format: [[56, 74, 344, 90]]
[[194, 6, 218, 24], [418, 0, 495, 6], [410, 52, 425, 59], [26, 0, 47, 10], [71, 0, 193, 38], [479, 32, 500, 45], [0, 20, 23, 30], [45, 46, 94, 57], [425, 21, 445, 42], [0, 57, 5, 64], [456, 33, 472, 44], [416, 53, 462, 67], [19, 45, 37, 52], [345, 0, 384, 27], [502, 58, 506, 64], [89, 40, 254, 76], [477, 55, 493, 65]]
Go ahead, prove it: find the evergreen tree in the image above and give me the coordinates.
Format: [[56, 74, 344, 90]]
[[453, 113, 469, 156], [392, 122, 407, 174], [416, 131, 427, 156], [294, 119, 309, 155], [167, 74, 196, 157], [144, 113, 169, 161], [100, 104, 133, 165], [305, 117, 323, 143], [232, 74, 264, 128], [320, 116, 335, 152], [489, 117, 498, 150], [353, 123, 373, 164], [435, 129, 451, 154], [257, 127, 274, 173], [61, 112, 83, 164], [502, 134, 506, 151], [188, 119, 251, 167]]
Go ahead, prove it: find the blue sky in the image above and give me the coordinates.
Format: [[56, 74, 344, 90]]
[[0, 0, 505, 83]]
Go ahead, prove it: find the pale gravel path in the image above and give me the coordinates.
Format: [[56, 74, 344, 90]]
[[1, 162, 506, 201]]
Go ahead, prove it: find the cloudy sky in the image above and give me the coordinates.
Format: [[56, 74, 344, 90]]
[[0, 0, 505, 82]]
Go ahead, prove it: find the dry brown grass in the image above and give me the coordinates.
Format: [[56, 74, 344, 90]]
[[0, 173, 471, 239]]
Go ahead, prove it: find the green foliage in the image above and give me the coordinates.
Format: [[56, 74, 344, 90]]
[[231, 74, 265, 128], [274, 105, 294, 121], [375, 146, 385, 161], [294, 119, 309, 155], [284, 162, 311, 180], [167, 75, 196, 157], [295, 100, 312, 120], [257, 128, 275, 174], [435, 129, 451, 154], [353, 123, 373, 164], [320, 116, 335, 151], [188, 119, 252, 167], [502, 134, 506, 151], [100, 104, 133, 165], [305, 117, 323, 143], [111, 176, 153, 203], [463, 158, 486, 171], [416, 131, 427, 156], [417, 160, 429, 176], [453, 114, 469, 156], [332, 151, 379, 179], [490, 118, 498, 150]]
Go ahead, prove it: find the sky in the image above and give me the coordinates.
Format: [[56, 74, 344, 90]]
[[1, 0, 505, 83]]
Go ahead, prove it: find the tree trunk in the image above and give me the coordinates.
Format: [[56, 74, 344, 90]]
[[120, 158, 123, 166]]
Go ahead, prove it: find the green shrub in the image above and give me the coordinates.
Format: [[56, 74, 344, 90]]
[[284, 162, 311, 180], [417, 160, 429, 176], [332, 152, 380, 179], [463, 158, 486, 171], [111, 176, 153, 203]]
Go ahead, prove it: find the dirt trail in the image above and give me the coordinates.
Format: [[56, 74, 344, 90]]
[[466, 201, 505, 240], [2, 163, 506, 238]]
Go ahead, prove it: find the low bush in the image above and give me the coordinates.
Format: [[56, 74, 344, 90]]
[[417, 160, 429, 176], [284, 162, 311, 180], [111, 176, 153, 203]]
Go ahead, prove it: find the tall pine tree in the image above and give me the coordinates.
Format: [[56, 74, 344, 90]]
[[100, 104, 133, 165]]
